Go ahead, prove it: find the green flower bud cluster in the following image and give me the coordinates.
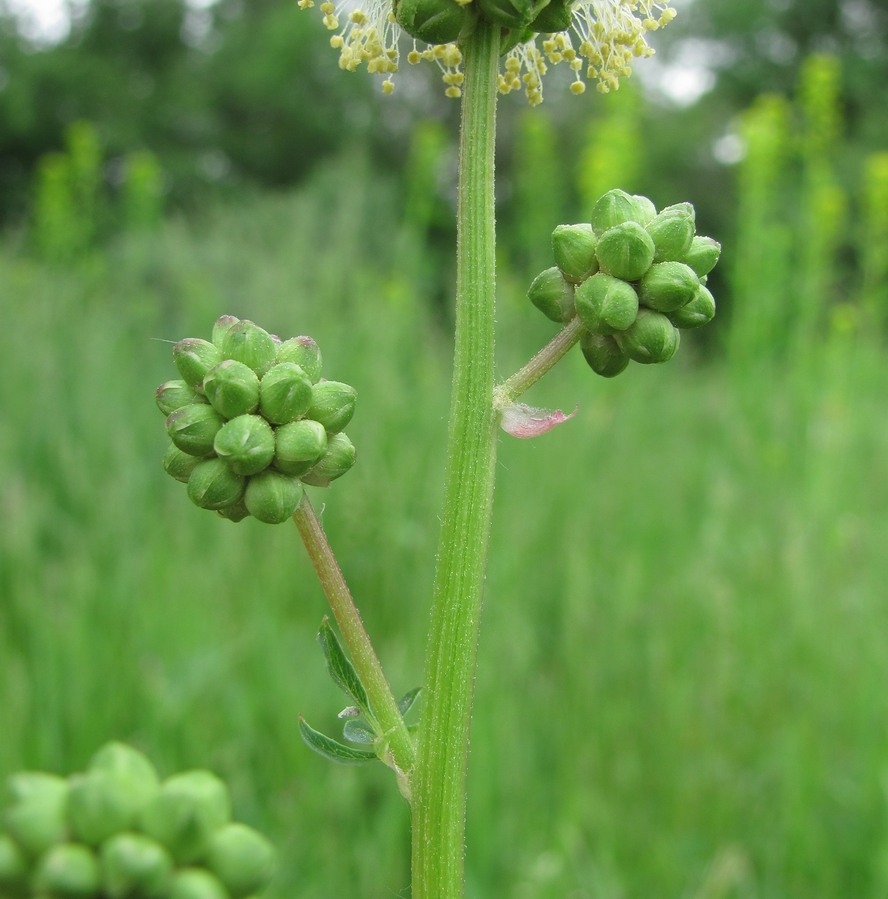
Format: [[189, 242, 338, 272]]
[[156, 317, 358, 525], [0, 742, 276, 899], [526, 189, 721, 378]]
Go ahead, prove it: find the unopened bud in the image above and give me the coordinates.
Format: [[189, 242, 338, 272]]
[[529, 0, 573, 32], [574, 273, 639, 334], [221, 320, 277, 378], [590, 189, 648, 234], [475, 0, 547, 28], [259, 362, 313, 424], [274, 420, 328, 476], [527, 266, 576, 323], [301, 432, 357, 487], [580, 331, 630, 378], [394, 0, 467, 43], [681, 235, 721, 277], [139, 771, 231, 864], [166, 404, 225, 458], [4, 772, 69, 855], [213, 415, 275, 476], [307, 381, 357, 434], [216, 498, 251, 523], [646, 203, 695, 262], [173, 339, 223, 392], [100, 833, 174, 899], [244, 470, 305, 524], [68, 769, 153, 846], [552, 224, 598, 283], [638, 261, 700, 312], [211, 315, 240, 350], [668, 284, 716, 329], [276, 336, 323, 384], [595, 222, 656, 282], [33, 843, 100, 897], [202, 360, 260, 420], [187, 459, 247, 511], [169, 868, 229, 899], [155, 380, 206, 416], [164, 444, 202, 483], [89, 743, 160, 810], [0, 833, 28, 892], [205, 823, 276, 898], [615, 308, 680, 364], [632, 194, 658, 225]]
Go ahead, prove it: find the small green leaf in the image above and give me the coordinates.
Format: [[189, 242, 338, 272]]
[[342, 721, 376, 746], [397, 687, 422, 717], [317, 618, 369, 711], [298, 717, 377, 764]]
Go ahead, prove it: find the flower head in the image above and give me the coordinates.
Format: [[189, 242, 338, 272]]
[[298, 0, 676, 103]]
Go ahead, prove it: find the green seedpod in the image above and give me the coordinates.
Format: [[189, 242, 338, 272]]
[[221, 320, 277, 378], [632, 194, 657, 225], [552, 224, 598, 284], [574, 273, 638, 335], [205, 824, 275, 898], [276, 336, 323, 384], [68, 768, 155, 847], [682, 235, 721, 277], [307, 381, 357, 434], [646, 202, 695, 262], [0, 834, 28, 893], [139, 771, 231, 865], [259, 363, 313, 425], [595, 222, 656, 282], [476, 0, 548, 27], [580, 331, 630, 378], [668, 284, 716, 329], [394, 0, 467, 43], [216, 499, 251, 523], [173, 339, 223, 393], [155, 380, 206, 417], [202, 360, 261, 420], [187, 459, 246, 511], [527, 266, 576, 323], [213, 415, 275, 477], [100, 833, 173, 899], [163, 444, 202, 484], [165, 404, 225, 458], [615, 308, 680, 364], [590, 188, 648, 234], [301, 433, 357, 487], [211, 315, 240, 350], [274, 420, 328, 477], [4, 772, 69, 856], [529, 0, 573, 32], [638, 261, 700, 313], [169, 868, 229, 899], [32, 843, 99, 897], [244, 471, 305, 524]]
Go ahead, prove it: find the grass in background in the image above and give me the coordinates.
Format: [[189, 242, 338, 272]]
[[2, 152, 888, 898]]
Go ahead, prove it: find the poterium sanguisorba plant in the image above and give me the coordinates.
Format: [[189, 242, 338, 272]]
[[151, 1, 724, 895]]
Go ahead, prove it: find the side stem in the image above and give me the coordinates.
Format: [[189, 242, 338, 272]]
[[293, 494, 414, 776], [411, 20, 500, 899]]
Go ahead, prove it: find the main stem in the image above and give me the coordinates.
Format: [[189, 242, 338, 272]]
[[411, 20, 500, 898]]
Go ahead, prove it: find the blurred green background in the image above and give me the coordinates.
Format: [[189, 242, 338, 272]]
[[2, 0, 888, 896]]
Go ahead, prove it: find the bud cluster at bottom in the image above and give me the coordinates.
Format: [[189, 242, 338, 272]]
[[527, 188, 721, 378], [0, 742, 276, 899], [156, 316, 358, 525]]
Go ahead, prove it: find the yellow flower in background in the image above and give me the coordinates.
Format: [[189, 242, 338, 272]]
[[298, 0, 676, 103]]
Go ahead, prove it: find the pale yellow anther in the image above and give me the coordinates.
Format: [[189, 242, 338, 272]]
[[382, 78, 395, 94]]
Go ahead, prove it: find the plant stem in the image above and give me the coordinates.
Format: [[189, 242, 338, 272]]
[[411, 19, 500, 899], [292, 494, 415, 777], [496, 315, 585, 403]]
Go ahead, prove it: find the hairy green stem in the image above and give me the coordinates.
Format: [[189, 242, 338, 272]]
[[496, 315, 585, 403], [292, 494, 414, 777], [411, 20, 500, 898]]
